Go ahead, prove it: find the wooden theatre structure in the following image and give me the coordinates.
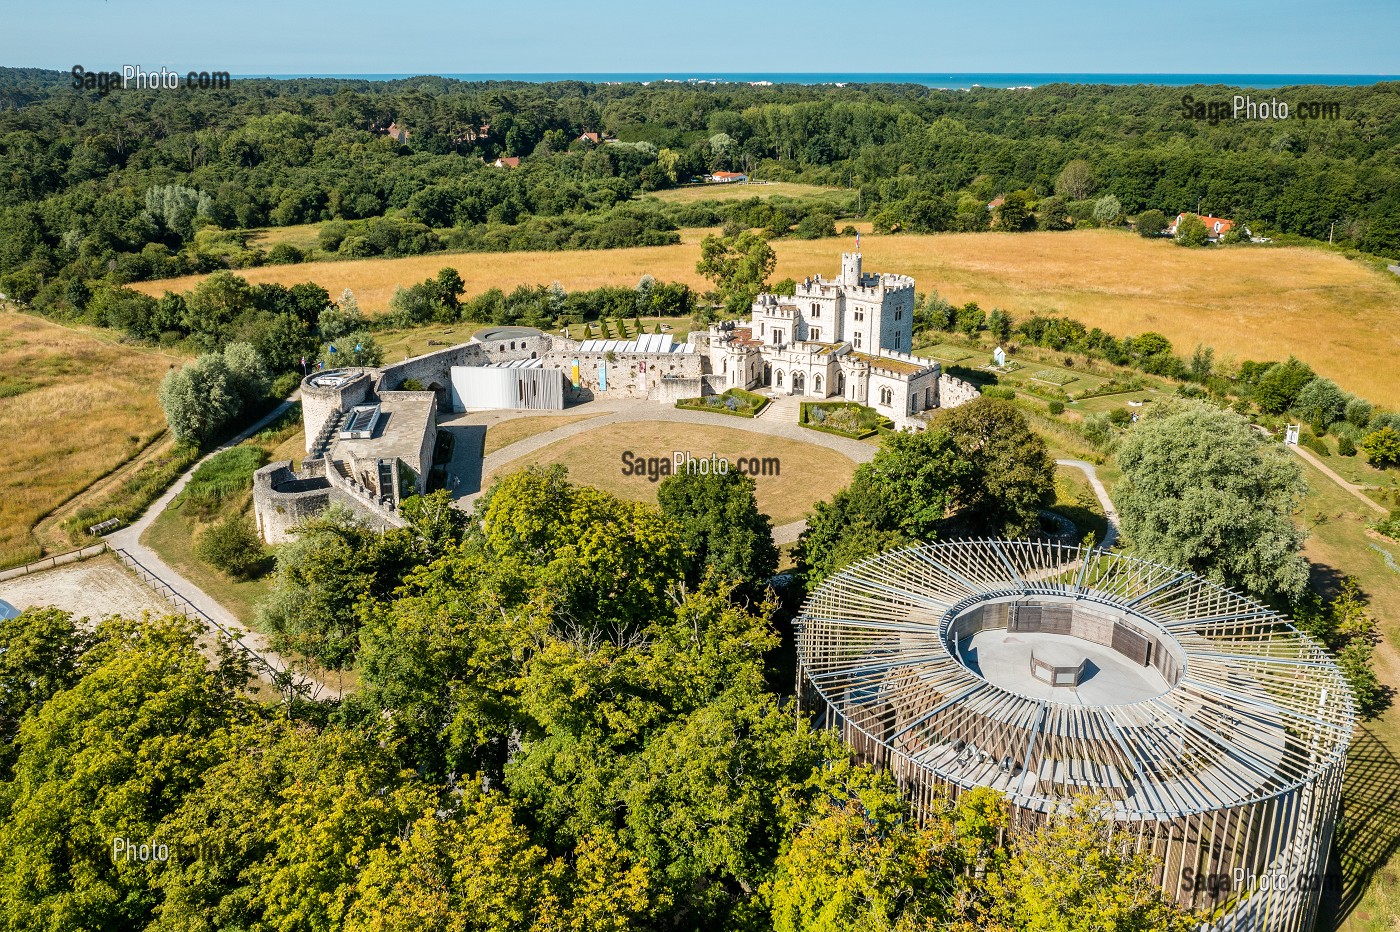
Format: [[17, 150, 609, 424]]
[[796, 541, 1352, 932]]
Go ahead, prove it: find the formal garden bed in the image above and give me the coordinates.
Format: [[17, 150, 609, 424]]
[[676, 387, 770, 418], [799, 401, 892, 440]]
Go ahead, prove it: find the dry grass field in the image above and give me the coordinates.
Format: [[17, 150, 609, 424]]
[[133, 228, 1400, 407], [482, 413, 605, 456], [0, 310, 182, 568], [646, 181, 846, 204], [491, 421, 857, 526], [130, 228, 719, 313]]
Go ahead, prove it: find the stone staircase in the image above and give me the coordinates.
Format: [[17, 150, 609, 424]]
[[309, 408, 346, 459]]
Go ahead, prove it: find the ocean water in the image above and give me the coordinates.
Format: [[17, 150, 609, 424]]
[[242, 72, 1397, 89]]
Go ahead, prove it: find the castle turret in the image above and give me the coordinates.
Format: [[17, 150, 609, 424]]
[[841, 253, 863, 286]]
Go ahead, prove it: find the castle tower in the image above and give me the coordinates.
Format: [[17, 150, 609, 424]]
[[841, 253, 863, 287]]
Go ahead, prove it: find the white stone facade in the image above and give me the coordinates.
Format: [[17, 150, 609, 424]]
[[705, 254, 976, 429]]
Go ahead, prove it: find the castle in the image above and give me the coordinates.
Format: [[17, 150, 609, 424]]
[[252, 255, 977, 542]]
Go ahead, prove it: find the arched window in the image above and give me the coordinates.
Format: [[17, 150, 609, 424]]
[[813, 374, 823, 394], [775, 370, 784, 388], [879, 386, 893, 406], [793, 372, 805, 393]]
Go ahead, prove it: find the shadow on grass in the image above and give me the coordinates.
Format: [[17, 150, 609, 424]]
[[1317, 724, 1400, 929]]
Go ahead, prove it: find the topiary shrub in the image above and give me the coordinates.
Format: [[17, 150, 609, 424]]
[[1337, 435, 1357, 456], [1048, 400, 1065, 415], [195, 512, 266, 580]]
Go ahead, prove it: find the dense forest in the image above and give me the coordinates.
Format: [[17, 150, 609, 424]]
[[1, 68, 1398, 317]]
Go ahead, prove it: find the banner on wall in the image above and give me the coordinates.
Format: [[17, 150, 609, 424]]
[[599, 361, 608, 392], [570, 359, 580, 389]]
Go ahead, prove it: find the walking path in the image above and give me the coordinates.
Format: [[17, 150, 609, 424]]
[[1288, 444, 1388, 515], [1055, 459, 1120, 549], [107, 395, 339, 699], [455, 399, 1122, 551]]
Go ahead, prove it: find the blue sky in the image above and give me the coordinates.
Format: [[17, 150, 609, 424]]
[[4, 0, 1396, 75]]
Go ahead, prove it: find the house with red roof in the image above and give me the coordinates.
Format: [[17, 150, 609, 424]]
[[707, 171, 748, 183], [385, 121, 411, 144], [492, 156, 521, 169], [1166, 213, 1236, 240]]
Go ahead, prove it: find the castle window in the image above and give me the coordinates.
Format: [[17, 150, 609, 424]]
[[854, 332, 863, 349], [880, 386, 893, 406], [811, 303, 820, 317], [854, 309, 864, 322], [775, 370, 784, 387], [895, 308, 902, 321], [811, 328, 821, 341], [814, 374, 823, 393], [894, 332, 901, 349]]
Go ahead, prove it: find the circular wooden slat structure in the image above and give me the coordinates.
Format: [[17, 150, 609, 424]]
[[797, 540, 1352, 932]]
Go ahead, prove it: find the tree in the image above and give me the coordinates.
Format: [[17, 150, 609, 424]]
[[1116, 400, 1309, 601], [977, 797, 1199, 932], [257, 506, 415, 673], [1174, 213, 1209, 247], [144, 183, 211, 241], [221, 341, 270, 408], [158, 352, 240, 444], [1136, 209, 1168, 237], [937, 397, 1055, 536], [0, 615, 251, 932], [696, 230, 777, 318], [184, 270, 254, 347], [956, 301, 985, 336], [987, 307, 1012, 342], [195, 512, 265, 579], [1092, 194, 1123, 227], [1054, 159, 1096, 200], [1035, 195, 1072, 231], [1253, 357, 1315, 414], [318, 331, 383, 368], [1361, 426, 1400, 468], [657, 467, 778, 596], [1293, 576, 1387, 717], [0, 608, 94, 775], [765, 764, 982, 932], [1294, 377, 1346, 429], [994, 190, 1033, 231]]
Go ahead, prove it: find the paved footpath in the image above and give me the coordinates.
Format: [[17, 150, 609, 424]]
[[1054, 459, 1120, 549], [108, 395, 340, 699], [1288, 444, 1388, 515]]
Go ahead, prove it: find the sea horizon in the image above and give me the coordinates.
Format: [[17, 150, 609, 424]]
[[228, 72, 1396, 89]]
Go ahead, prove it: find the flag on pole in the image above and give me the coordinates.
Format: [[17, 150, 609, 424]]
[[355, 341, 362, 353], [328, 344, 337, 355], [855, 231, 861, 249]]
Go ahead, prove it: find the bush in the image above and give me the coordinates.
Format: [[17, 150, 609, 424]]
[[195, 512, 266, 580], [182, 446, 269, 516], [265, 243, 304, 265], [1337, 435, 1357, 456], [1047, 399, 1065, 415], [269, 371, 301, 400], [981, 385, 1016, 400]]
